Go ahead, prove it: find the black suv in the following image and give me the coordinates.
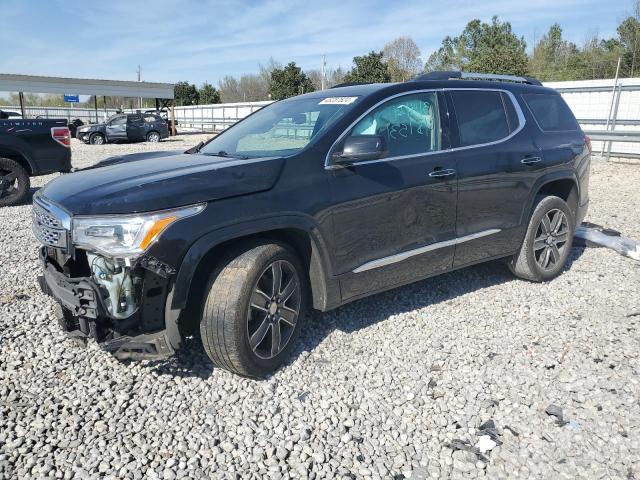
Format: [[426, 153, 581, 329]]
[[33, 71, 590, 377], [77, 113, 169, 144]]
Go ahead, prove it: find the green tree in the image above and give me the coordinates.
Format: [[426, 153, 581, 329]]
[[529, 24, 583, 81], [617, 15, 640, 76], [425, 16, 528, 76], [343, 51, 391, 83], [269, 62, 315, 100], [198, 82, 221, 104], [174, 81, 199, 106]]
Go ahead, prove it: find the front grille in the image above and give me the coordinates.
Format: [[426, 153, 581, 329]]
[[33, 205, 62, 229], [32, 202, 68, 249]]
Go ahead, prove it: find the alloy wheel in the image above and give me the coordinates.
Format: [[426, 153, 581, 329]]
[[247, 260, 301, 359], [533, 208, 570, 270], [148, 132, 160, 142]]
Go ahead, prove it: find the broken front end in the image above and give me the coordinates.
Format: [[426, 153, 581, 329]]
[[32, 194, 204, 359]]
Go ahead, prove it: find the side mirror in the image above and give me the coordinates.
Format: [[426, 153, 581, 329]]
[[333, 135, 386, 164]]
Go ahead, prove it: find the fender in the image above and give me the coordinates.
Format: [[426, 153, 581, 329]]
[[520, 169, 580, 225], [170, 214, 340, 312], [0, 139, 36, 174]]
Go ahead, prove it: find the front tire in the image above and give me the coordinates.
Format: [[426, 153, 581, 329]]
[[89, 133, 105, 145], [200, 242, 307, 377], [509, 195, 575, 282], [0, 157, 30, 207]]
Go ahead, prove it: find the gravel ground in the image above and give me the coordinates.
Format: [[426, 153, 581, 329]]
[[1, 138, 639, 479]]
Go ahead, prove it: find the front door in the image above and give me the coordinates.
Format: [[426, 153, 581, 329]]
[[327, 91, 458, 300], [105, 115, 128, 141]]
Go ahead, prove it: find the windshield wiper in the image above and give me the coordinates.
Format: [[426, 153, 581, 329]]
[[204, 150, 249, 160], [185, 141, 204, 154]]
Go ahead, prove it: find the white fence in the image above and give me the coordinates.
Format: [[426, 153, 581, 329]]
[[3, 78, 640, 159], [0, 106, 123, 123], [172, 101, 271, 132], [0, 101, 273, 131], [546, 78, 640, 160]]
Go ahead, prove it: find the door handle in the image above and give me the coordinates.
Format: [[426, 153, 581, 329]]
[[521, 156, 542, 165], [429, 168, 456, 178]]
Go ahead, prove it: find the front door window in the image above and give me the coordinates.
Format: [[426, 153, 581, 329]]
[[348, 92, 441, 157]]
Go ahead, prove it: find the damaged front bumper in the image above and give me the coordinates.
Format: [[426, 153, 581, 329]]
[[38, 248, 180, 360]]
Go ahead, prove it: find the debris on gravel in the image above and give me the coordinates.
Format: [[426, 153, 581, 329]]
[[1, 140, 639, 479]]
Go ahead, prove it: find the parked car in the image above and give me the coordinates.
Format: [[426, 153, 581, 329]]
[[67, 118, 84, 138], [0, 109, 23, 120], [0, 118, 71, 206], [76, 113, 169, 144], [145, 108, 177, 133], [33, 71, 590, 377]]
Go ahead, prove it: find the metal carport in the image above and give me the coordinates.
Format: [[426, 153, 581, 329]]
[[0, 74, 176, 134]]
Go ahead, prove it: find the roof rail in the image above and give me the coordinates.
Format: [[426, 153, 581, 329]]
[[413, 71, 542, 86]]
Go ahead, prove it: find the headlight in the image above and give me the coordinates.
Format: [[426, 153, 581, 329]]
[[72, 204, 205, 259]]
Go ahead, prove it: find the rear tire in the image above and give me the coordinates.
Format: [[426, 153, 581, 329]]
[[509, 195, 575, 282], [146, 131, 160, 142], [0, 157, 30, 207], [200, 242, 307, 377], [89, 133, 105, 145]]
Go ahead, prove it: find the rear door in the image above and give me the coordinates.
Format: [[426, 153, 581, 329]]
[[105, 115, 127, 141], [447, 89, 540, 267], [327, 91, 459, 300], [126, 114, 146, 141]]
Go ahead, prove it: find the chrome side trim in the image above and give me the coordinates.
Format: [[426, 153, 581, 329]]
[[352, 229, 502, 273], [324, 88, 526, 169]]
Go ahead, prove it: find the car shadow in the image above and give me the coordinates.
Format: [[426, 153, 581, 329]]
[[24, 186, 41, 204], [146, 247, 584, 380]]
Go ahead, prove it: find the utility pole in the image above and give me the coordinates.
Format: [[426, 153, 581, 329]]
[[137, 65, 142, 109], [321, 55, 326, 90]]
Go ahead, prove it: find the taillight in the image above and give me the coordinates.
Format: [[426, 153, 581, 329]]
[[584, 135, 592, 154], [51, 127, 71, 147]]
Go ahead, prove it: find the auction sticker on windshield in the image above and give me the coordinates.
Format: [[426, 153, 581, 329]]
[[319, 97, 358, 105]]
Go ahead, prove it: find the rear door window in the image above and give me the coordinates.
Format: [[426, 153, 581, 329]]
[[522, 93, 579, 131], [450, 91, 510, 147]]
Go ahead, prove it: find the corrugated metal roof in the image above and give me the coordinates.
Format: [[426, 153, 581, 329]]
[[0, 74, 174, 99]]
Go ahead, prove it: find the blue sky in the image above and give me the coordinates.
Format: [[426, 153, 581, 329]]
[[0, 0, 635, 90]]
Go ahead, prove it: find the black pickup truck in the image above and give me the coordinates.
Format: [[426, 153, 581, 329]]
[[0, 118, 72, 206]]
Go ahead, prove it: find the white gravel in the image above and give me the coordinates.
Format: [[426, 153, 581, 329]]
[[1, 138, 639, 479]]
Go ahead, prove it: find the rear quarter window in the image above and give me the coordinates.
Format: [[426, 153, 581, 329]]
[[522, 93, 579, 131]]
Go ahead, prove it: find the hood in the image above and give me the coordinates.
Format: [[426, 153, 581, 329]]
[[84, 150, 184, 169], [40, 152, 284, 215]]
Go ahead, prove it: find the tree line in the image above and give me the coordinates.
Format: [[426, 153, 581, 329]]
[[170, 4, 638, 104], [3, 3, 638, 107]]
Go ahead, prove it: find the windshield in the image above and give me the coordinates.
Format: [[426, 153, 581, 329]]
[[200, 95, 360, 158]]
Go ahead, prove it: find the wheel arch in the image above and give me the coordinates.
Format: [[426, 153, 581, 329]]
[[523, 171, 580, 224], [170, 217, 338, 331], [0, 145, 35, 175]]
